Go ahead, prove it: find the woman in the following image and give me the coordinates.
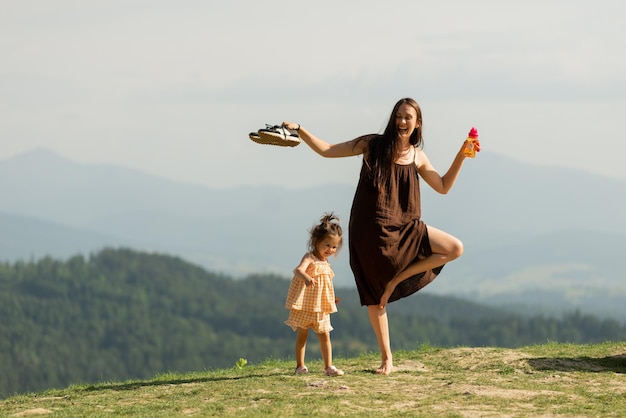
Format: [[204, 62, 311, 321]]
[[282, 97, 480, 375]]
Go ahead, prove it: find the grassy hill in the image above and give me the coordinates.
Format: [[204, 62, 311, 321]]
[[1, 342, 624, 417]]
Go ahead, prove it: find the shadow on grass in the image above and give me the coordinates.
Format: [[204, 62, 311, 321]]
[[528, 354, 626, 373], [76, 371, 288, 393]]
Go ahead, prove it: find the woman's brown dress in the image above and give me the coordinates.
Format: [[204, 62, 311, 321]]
[[349, 149, 444, 306]]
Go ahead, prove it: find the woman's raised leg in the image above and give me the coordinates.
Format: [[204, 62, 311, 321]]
[[379, 226, 463, 308]]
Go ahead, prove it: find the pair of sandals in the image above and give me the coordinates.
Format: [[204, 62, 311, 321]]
[[294, 365, 344, 376], [249, 124, 300, 147]]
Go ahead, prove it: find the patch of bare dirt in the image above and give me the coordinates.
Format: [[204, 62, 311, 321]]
[[11, 408, 52, 416]]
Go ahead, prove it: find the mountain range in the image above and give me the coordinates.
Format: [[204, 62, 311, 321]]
[[1, 148, 625, 320]]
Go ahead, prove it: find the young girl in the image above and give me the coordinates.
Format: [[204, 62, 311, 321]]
[[285, 213, 344, 376]]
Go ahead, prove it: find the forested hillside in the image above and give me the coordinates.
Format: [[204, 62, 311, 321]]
[[1, 248, 624, 398]]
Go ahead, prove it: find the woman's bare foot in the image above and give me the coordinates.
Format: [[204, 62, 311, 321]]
[[379, 282, 396, 309], [379, 291, 391, 309], [375, 358, 393, 375]]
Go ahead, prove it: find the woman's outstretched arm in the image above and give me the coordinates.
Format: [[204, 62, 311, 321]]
[[282, 121, 367, 158]]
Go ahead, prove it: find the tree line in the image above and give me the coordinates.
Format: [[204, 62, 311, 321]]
[[1, 248, 624, 398]]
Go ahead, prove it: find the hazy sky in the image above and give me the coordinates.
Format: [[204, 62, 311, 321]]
[[2, 0, 625, 188]]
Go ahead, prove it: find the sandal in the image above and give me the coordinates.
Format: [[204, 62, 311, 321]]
[[324, 366, 344, 376], [294, 366, 308, 375], [248, 132, 263, 144], [256, 124, 301, 147]]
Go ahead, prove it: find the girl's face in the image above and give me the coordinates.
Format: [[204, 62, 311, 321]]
[[395, 103, 419, 140], [315, 235, 342, 261]]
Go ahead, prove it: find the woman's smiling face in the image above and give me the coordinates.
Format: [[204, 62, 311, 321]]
[[395, 103, 419, 140]]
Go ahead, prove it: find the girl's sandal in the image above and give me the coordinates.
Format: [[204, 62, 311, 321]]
[[294, 366, 308, 375], [324, 366, 344, 376]]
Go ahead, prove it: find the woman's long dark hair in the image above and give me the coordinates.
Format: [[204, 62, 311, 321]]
[[363, 98, 423, 190]]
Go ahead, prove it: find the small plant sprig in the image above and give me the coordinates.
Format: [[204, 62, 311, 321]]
[[233, 358, 248, 370]]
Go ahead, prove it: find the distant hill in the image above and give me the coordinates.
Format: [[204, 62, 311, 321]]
[[0, 211, 129, 260], [1, 148, 625, 319]]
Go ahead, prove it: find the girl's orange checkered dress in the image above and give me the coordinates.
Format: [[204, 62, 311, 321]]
[[284, 259, 337, 333]]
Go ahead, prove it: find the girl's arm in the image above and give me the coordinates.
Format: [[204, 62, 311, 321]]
[[282, 122, 368, 158], [293, 253, 317, 287], [417, 139, 479, 194]]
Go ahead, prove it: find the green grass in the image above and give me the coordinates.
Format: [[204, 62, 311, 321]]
[[1, 342, 625, 417]]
